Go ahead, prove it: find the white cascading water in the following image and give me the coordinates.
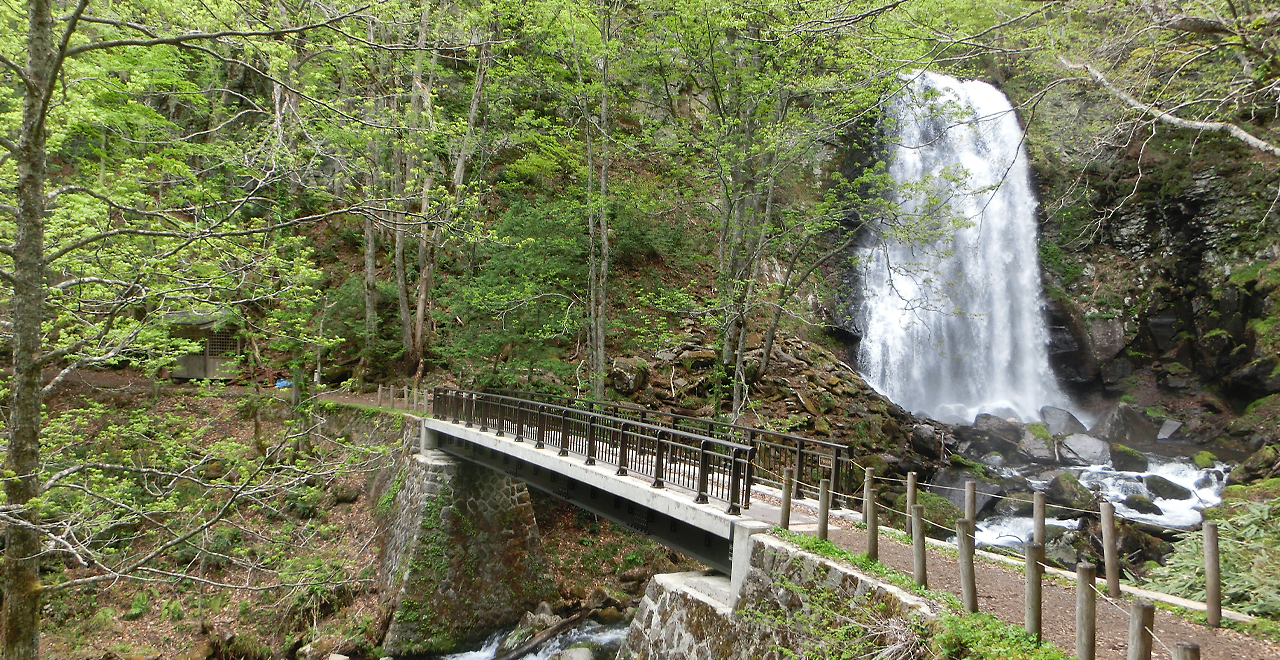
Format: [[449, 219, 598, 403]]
[[855, 71, 1072, 424]]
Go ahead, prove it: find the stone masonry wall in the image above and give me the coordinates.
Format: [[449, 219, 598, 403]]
[[618, 534, 938, 660], [314, 404, 554, 657]]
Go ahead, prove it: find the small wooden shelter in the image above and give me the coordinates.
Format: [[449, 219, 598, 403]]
[[168, 312, 241, 380]]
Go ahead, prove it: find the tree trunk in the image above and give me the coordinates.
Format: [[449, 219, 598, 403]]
[[360, 211, 378, 384], [592, 9, 613, 400], [5, 0, 53, 656]]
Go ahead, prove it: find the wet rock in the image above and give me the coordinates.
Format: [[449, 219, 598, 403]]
[[1110, 444, 1149, 472], [1040, 406, 1087, 437], [591, 606, 625, 625], [1144, 475, 1191, 500], [1060, 434, 1111, 466], [911, 425, 942, 459], [930, 468, 1003, 515], [1046, 473, 1095, 511], [1018, 427, 1057, 463], [1192, 451, 1216, 469], [585, 586, 623, 611], [553, 648, 595, 660], [955, 415, 1021, 456], [1102, 358, 1133, 385], [1044, 527, 1080, 569], [1124, 494, 1163, 515], [1148, 310, 1181, 352], [994, 492, 1034, 517], [1089, 404, 1158, 446], [1225, 357, 1280, 397], [1226, 443, 1279, 485], [1157, 419, 1183, 440]]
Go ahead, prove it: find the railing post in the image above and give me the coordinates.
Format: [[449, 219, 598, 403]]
[[695, 441, 711, 504], [585, 415, 596, 465], [1077, 562, 1096, 660], [478, 395, 489, 432], [1127, 600, 1154, 660], [536, 405, 547, 448], [450, 390, 460, 424], [652, 433, 666, 489], [793, 439, 805, 500], [515, 401, 525, 442], [1026, 542, 1043, 642], [964, 480, 976, 523], [817, 478, 832, 540], [912, 504, 927, 588], [1101, 501, 1121, 597], [906, 471, 917, 540], [727, 448, 743, 515], [465, 393, 475, 428], [617, 424, 630, 476], [829, 447, 843, 510], [743, 446, 756, 511], [495, 399, 505, 437], [865, 487, 877, 559], [376, 384, 383, 408], [1205, 521, 1221, 628], [558, 409, 569, 456], [863, 466, 874, 523], [1174, 643, 1200, 660], [957, 518, 977, 612], [780, 468, 794, 530], [1033, 490, 1046, 545]]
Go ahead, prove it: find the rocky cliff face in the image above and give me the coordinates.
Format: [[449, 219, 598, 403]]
[[999, 72, 1280, 448]]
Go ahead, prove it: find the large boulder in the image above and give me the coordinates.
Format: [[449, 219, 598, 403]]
[[609, 358, 649, 394], [955, 414, 1022, 456], [1144, 475, 1192, 500], [1123, 494, 1163, 515], [910, 424, 942, 459], [929, 468, 1003, 516], [1227, 443, 1280, 485], [1059, 434, 1111, 466], [1045, 473, 1095, 511], [1089, 403, 1157, 446], [1018, 427, 1057, 463], [1110, 444, 1149, 472], [1040, 406, 1087, 437]]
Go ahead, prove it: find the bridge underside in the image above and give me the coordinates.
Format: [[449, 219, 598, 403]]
[[438, 434, 732, 573]]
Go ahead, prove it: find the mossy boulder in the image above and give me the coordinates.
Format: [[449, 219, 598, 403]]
[[1110, 444, 1149, 472], [1045, 473, 1095, 511], [916, 490, 964, 539], [1227, 443, 1279, 485], [1144, 475, 1192, 500], [1192, 451, 1217, 470], [1124, 494, 1163, 515]]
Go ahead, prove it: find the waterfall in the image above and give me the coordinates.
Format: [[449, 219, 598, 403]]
[[854, 71, 1072, 424]]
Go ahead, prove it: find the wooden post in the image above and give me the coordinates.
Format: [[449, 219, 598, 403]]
[[1033, 490, 1046, 546], [1127, 600, 1154, 660], [1101, 502, 1121, 597], [1174, 642, 1200, 660], [376, 384, 383, 407], [780, 468, 794, 530], [863, 466, 874, 523], [1026, 542, 1043, 642], [1205, 521, 1221, 628], [964, 480, 976, 523], [957, 518, 977, 613], [866, 488, 878, 561], [1076, 562, 1096, 660], [817, 478, 831, 541], [911, 504, 926, 588], [906, 471, 917, 540]]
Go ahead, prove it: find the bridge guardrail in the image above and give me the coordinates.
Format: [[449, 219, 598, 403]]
[[447, 388, 880, 512], [432, 388, 754, 514]]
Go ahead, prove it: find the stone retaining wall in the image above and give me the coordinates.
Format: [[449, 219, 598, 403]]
[[618, 534, 938, 660], [315, 404, 554, 657]]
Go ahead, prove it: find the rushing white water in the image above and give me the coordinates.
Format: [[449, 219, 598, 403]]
[[855, 71, 1072, 424], [440, 621, 630, 660]]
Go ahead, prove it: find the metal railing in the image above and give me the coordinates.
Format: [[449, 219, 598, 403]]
[[432, 388, 754, 514], [434, 388, 886, 514]]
